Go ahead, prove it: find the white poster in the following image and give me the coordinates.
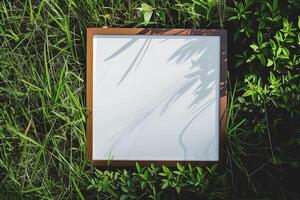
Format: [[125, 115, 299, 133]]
[[87, 30, 225, 164]]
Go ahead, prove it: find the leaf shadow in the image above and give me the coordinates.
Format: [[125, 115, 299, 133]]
[[161, 38, 218, 159], [102, 37, 219, 160]]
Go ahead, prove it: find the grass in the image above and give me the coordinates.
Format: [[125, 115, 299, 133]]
[[0, 0, 87, 198], [0, 1, 226, 199], [0, 0, 299, 199]]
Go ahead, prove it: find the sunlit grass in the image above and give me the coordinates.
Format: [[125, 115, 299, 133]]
[[1, 0, 299, 199], [0, 0, 226, 199]]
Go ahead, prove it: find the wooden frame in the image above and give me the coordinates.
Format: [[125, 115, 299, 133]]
[[86, 28, 227, 166]]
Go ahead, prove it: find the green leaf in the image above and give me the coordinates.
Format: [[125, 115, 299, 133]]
[[156, 10, 165, 23], [162, 166, 170, 174], [257, 31, 263, 46], [278, 54, 289, 59], [105, 186, 118, 197], [247, 54, 256, 63], [120, 194, 127, 200], [141, 182, 146, 189], [176, 162, 184, 172], [196, 167, 203, 176], [275, 32, 283, 42], [141, 2, 153, 11], [242, 90, 253, 97], [140, 174, 147, 180], [273, 0, 278, 10], [20, 79, 43, 91], [282, 47, 290, 57], [136, 162, 141, 173], [269, 72, 276, 83], [173, 171, 181, 175], [250, 44, 259, 52], [228, 16, 237, 21], [72, 178, 85, 200], [175, 186, 181, 194], [276, 47, 282, 56], [121, 186, 129, 193], [267, 59, 273, 66], [158, 171, 166, 176], [151, 185, 157, 196], [140, 3, 154, 24], [161, 182, 168, 189], [143, 10, 153, 24], [261, 42, 268, 49], [259, 55, 266, 65], [259, 21, 266, 29], [7, 125, 41, 147]]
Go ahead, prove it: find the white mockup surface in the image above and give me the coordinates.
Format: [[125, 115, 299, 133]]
[[92, 35, 220, 161]]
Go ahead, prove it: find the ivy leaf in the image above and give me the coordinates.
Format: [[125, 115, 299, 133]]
[[140, 3, 154, 25], [143, 11, 153, 24]]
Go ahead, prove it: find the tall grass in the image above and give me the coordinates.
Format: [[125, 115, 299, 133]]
[[1, 0, 299, 199], [0, 1, 87, 198]]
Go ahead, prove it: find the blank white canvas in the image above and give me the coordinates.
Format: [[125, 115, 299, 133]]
[[92, 34, 220, 161]]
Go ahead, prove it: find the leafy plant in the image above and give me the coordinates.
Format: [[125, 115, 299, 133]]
[[88, 163, 222, 199]]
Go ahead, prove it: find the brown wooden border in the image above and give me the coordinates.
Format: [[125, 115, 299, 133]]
[[86, 28, 227, 167]]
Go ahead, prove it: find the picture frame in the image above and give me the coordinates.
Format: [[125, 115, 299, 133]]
[[86, 28, 227, 166]]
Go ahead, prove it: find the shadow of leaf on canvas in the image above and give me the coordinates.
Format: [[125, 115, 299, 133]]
[[161, 39, 218, 159], [103, 37, 218, 160], [104, 37, 151, 86]]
